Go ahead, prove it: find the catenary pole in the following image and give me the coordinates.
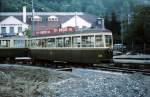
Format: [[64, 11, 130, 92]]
[[32, 0, 34, 36]]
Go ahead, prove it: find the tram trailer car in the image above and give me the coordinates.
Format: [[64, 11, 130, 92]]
[[30, 29, 113, 64], [0, 29, 113, 64]]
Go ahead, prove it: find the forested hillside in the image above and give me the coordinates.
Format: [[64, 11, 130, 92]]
[[1, 0, 150, 18]]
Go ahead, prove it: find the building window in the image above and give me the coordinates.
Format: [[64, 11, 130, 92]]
[[1, 27, 6, 33], [18, 27, 22, 32], [82, 26, 87, 29], [48, 16, 58, 21], [97, 20, 102, 24], [10, 27, 14, 33]]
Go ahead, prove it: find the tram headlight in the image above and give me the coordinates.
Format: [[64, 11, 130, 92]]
[[98, 54, 103, 58]]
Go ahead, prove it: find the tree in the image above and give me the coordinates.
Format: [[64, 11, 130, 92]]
[[106, 12, 121, 43], [126, 5, 150, 44], [24, 29, 32, 37], [104, 15, 110, 30]]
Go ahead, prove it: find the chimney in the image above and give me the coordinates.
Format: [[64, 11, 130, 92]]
[[96, 18, 105, 30], [102, 18, 105, 30], [23, 6, 26, 23]]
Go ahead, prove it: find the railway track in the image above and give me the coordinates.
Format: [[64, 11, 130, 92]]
[[52, 63, 150, 75], [55, 66, 150, 75], [1, 60, 150, 75], [87, 65, 150, 75]]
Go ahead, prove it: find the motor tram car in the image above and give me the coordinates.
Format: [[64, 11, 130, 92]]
[[0, 29, 113, 64]]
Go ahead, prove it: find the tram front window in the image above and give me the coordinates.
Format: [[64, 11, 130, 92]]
[[95, 35, 104, 47], [82, 36, 94, 47], [105, 35, 112, 47]]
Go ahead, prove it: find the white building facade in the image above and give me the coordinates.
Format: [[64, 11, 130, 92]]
[[0, 16, 28, 36], [61, 15, 92, 29]]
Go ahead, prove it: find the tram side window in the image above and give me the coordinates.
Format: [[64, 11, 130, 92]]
[[37, 39, 42, 47], [37, 39, 46, 47], [47, 38, 55, 47], [56, 38, 64, 47], [42, 39, 47, 47], [25, 40, 28, 47], [95, 35, 104, 47], [31, 40, 38, 47], [35, 39, 42, 47], [14, 40, 25, 48], [0, 40, 8, 47], [105, 35, 112, 47], [82, 36, 94, 47], [31, 40, 33, 47], [72, 36, 81, 47], [64, 37, 71, 47]]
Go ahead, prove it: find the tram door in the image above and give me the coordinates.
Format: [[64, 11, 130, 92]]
[[14, 39, 25, 48]]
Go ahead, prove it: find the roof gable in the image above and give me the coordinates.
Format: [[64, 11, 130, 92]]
[[0, 16, 28, 26], [62, 15, 91, 28]]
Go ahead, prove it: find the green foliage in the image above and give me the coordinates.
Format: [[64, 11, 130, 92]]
[[126, 5, 150, 44], [1, 0, 150, 18], [24, 28, 32, 37], [105, 12, 121, 43]]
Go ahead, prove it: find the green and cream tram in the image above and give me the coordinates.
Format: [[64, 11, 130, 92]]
[[0, 29, 113, 64]]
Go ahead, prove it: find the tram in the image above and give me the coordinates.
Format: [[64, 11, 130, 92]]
[[0, 29, 113, 64]]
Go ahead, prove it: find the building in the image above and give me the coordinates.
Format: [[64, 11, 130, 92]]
[[0, 7, 105, 37], [0, 6, 29, 37], [0, 16, 28, 37]]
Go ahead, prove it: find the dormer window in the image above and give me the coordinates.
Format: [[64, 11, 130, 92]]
[[48, 16, 58, 22], [97, 18, 102, 25], [31, 16, 42, 21]]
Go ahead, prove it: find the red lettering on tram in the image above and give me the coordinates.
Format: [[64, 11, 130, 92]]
[[34, 27, 75, 36]]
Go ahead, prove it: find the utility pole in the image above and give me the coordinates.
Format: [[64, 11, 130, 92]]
[[75, 12, 77, 28], [75, 0, 77, 29], [120, 8, 124, 44], [32, 0, 34, 36], [121, 21, 124, 44]]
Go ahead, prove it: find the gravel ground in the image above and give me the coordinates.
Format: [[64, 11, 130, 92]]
[[0, 64, 150, 97], [0, 64, 77, 97]]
